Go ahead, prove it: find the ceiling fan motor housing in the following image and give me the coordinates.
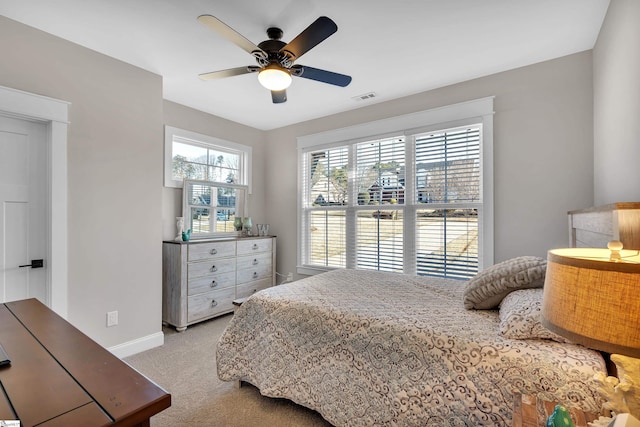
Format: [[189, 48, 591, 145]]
[[257, 29, 292, 68]]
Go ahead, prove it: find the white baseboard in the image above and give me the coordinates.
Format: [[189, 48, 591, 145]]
[[108, 331, 164, 359]]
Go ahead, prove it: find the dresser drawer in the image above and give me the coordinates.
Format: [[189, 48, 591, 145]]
[[188, 271, 236, 296], [188, 287, 235, 322], [237, 264, 272, 284], [236, 252, 272, 271], [236, 278, 272, 299], [237, 238, 272, 255], [188, 240, 236, 261], [188, 257, 236, 279]]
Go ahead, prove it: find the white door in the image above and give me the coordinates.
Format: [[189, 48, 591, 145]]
[[0, 114, 47, 304]]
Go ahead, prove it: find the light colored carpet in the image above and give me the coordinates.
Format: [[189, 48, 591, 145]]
[[124, 313, 333, 427]]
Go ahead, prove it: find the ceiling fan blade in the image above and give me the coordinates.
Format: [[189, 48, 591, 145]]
[[271, 90, 287, 103], [280, 16, 337, 61], [199, 66, 260, 81], [198, 15, 267, 59], [296, 66, 352, 87]]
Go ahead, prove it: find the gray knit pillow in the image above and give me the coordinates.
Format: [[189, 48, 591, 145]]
[[498, 289, 572, 343], [463, 256, 547, 310]]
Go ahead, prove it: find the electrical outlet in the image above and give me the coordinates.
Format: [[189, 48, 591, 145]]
[[286, 272, 293, 282], [107, 311, 118, 327]]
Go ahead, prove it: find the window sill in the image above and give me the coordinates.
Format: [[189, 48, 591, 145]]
[[296, 265, 339, 276]]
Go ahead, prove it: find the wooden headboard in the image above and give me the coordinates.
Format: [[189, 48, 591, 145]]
[[568, 202, 640, 250]]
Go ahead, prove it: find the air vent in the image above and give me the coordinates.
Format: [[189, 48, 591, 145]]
[[352, 92, 377, 102]]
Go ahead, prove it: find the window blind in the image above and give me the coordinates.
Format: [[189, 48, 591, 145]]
[[353, 137, 405, 272], [415, 127, 481, 278], [415, 128, 480, 203], [355, 137, 405, 205], [300, 122, 485, 279], [303, 147, 349, 268]]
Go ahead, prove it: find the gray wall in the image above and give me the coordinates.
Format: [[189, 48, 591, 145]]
[[265, 52, 595, 280], [593, 0, 640, 204], [0, 16, 164, 348]]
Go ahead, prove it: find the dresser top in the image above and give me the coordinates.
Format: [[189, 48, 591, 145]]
[[163, 235, 274, 245], [568, 202, 640, 214]]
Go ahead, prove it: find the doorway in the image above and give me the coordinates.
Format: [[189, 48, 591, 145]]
[[0, 115, 47, 303], [0, 85, 69, 317]]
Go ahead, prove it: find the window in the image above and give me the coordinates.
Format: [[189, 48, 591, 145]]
[[183, 179, 248, 239], [164, 126, 251, 189], [298, 98, 494, 279]]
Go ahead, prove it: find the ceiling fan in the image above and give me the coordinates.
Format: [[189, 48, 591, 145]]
[[197, 15, 352, 104]]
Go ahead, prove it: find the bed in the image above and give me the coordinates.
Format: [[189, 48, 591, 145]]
[[216, 266, 606, 426]]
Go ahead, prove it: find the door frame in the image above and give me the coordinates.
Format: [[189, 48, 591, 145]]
[[0, 85, 69, 318]]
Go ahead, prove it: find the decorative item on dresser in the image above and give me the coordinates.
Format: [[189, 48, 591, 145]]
[[162, 236, 276, 331], [568, 202, 640, 249]]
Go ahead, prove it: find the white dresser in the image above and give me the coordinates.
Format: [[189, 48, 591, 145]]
[[568, 202, 640, 250], [162, 236, 276, 331]]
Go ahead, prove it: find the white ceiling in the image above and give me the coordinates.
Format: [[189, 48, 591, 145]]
[[0, 0, 610, 130]]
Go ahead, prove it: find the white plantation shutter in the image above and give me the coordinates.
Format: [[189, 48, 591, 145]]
[[356, 210, 404, 272], [416, 208, 479, 278], [415, 126, 481, 278], [309, 210, 346, 268], [301, 147, 348, 268], [415, 128, 481, 203], [307, 147, 348, 206], [355, 137, 405, 204], [297, 98, 493, 279], [354, 137, 406, 272]]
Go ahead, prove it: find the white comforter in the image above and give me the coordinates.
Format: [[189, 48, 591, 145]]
[[216, 269, 605, 426]]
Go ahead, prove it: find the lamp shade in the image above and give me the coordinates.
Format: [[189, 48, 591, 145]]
[[258, 65, 292, 91], [541, 247, 640, 358]]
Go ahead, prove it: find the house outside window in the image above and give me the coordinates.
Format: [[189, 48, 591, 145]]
[[297, 98, 494, 279]]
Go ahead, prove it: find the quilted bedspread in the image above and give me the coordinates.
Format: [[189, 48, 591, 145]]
[[216, 269, 605, 426]]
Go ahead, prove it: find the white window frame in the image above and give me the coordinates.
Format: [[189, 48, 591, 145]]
[[297, 97, 494, 276], [164, 126, 252, 191], [182, 179, 248, 240]]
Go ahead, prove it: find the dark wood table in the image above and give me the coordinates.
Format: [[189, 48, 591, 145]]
[[0, 298, 171, 426]]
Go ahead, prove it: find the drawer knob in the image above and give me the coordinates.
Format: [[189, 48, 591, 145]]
[[211, 300, 218, 308], [252, 244, 259, 250], [210, 265, 217, 272], [210, 280, 217, 288], [210, 248, 217, 255], [253, 272, 258, 279], [252, 259, 259, 265]]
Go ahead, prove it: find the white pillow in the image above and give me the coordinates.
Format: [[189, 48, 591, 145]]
[[463, 256, 547, 310], [498, 289, 572, 343]]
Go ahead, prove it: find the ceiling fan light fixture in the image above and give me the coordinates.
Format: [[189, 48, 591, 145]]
[[258, 65, 292, 91]]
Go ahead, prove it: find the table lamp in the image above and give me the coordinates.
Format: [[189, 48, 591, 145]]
[[541, 242, 640, 421]]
